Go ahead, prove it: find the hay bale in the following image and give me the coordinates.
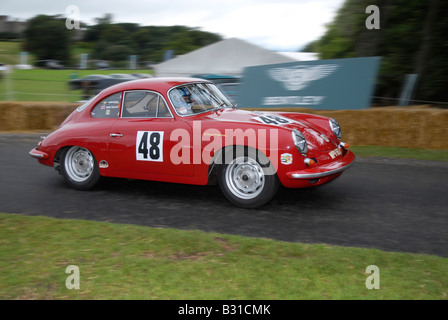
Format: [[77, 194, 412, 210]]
[[244, 106, 448, 150], [422, 110, 448, 149], [0, 103, 27, 131], [24, 105, 51, 130], [0, 101, 78, 131], [1, 103, 447, 149]]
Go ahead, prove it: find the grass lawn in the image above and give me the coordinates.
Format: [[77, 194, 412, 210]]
[[0, 69, 153, 102], [0, 41, 152, 102], [350, 146, 448, 162], [0, 213, 447, 300], [0, 40, 92, 65], [0, 41, 23, 65]]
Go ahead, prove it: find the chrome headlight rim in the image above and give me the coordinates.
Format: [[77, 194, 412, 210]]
[[292, 129, 308, 155], [329, 118, 342, 140]]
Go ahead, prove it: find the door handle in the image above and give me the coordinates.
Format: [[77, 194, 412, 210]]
[[110, 133, 123, 138]]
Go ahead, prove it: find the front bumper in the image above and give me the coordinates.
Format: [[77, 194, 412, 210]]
[[29, 148, 49, 159], [286, 150, 355, 180], [280, 150, 355, 188]]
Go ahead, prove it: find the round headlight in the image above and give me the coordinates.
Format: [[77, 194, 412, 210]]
[[292, 129, 308, 155], [329, 118, 341, 140]]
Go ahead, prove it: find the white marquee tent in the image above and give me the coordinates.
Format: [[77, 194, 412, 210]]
[[153, 38, 316, 77]]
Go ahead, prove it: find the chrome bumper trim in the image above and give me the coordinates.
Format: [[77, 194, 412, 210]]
[[290, 161, 354, 179], [29, 148, 49, 159], [29, 150, 44, 158]]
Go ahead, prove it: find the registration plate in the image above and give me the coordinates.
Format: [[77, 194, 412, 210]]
[[329, 148, 342, 159]]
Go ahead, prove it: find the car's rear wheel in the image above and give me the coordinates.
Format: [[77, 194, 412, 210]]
[[218, 148, 279, 208], [60, 146, 101, 190]]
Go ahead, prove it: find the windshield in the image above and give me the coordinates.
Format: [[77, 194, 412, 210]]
[[169, 83, 234, 116]]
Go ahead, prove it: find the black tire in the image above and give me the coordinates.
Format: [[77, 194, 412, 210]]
[[218, 147, 279, 208], [60, 146, 101, 190]]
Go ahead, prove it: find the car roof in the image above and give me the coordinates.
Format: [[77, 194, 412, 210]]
[[98, 77, 210, 96], [84, 74, 110, 79], [108, 73, 137, 78]]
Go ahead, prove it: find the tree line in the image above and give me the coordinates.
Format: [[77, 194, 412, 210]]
[[22, 14, 222, 67]]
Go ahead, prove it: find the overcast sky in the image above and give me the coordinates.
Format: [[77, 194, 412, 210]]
[[1, 0, 345, 51]]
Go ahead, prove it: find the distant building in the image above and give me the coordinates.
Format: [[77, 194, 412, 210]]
[[0, 15, 84, 40], [0, 15, 27, 34]]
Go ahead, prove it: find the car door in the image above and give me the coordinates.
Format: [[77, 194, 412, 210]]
[[86, 91, 122, 162], [107, 90, 194, 178]]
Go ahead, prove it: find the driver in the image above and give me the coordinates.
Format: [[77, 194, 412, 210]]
[[171, 87, 196, 115], [180, 88, 194, 105]]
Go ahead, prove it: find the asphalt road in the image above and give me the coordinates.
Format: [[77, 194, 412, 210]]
[[1, 133, 448, 257]]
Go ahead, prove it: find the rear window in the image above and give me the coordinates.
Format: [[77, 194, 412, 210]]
[[90, 92, 122, 118], [76, 94, 99, 112]]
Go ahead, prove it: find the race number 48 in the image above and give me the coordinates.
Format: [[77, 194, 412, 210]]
[[255, 115, 292, 126], [136, 131, 164, 162]]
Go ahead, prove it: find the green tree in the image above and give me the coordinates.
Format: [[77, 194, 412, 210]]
[[101, 25, 126, 43], [160, 26, 222, 59], [311, 0, 447, 105], [102, 45, 133, 62], [23, 15, 72, 65], [83, 16, 222, 64]]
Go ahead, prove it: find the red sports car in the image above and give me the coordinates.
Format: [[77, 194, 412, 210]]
[[30, 78, 355, 208]]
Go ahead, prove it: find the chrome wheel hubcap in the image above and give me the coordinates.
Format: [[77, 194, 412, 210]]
[[225, 157, 265, 200], [65, 147, 94, 182]]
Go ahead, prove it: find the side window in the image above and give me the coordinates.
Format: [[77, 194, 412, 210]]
[[91, 92, 122, 118], [157, 98, 171, 118], [122, 91, 171, 118]]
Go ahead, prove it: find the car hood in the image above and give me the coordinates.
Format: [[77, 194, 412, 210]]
[[192, 108, 339, 152]]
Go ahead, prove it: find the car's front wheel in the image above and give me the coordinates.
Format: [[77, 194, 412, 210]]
[[60, 146, 101, 190], [218, 148, 279, 208]]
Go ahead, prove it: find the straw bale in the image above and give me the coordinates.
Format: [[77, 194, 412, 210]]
[[1, 103, 447, 149]]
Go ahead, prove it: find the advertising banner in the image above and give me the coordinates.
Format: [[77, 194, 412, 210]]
[[238, 56, 381, 110]]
